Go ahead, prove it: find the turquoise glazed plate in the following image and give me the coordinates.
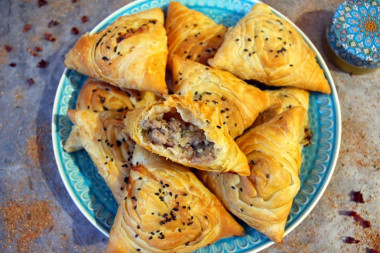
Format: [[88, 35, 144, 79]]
[[52, 0, 341, 252]]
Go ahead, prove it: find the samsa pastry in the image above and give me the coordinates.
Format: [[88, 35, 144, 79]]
[[199, 107, 305, 243], [124, 95, 250, 175], [172, 57, 281, 138], [67, 109, 135, 203], [64, 78, 157, 152], [208, 3, 331, 94], [165, 2, 227, 69], [106, 146, 244, 253], [64, 8, 168, 95]]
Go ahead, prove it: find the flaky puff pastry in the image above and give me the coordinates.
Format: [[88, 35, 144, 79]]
[[68, 109, 135, 203], [107, 146, 244, 253], [172, 57, 281, 138], [199, 107, 305, 242], [64, 8, 168, 95], [165, 2, 227, 69], [253, 88, 310, 142], [208, 3, 331, 94], [124, 95, 250, 175], [64, 78, 157, 152]]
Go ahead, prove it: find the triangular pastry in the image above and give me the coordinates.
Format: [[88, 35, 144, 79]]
[[208, 3, 331, 94], [199, 107, 305, 242], [165, 1, 227, 69], [106, 146, 244, 253], [64, 8, 168, 95]]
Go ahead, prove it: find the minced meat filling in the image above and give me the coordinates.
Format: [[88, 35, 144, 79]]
[[141, 112, 215, 163]]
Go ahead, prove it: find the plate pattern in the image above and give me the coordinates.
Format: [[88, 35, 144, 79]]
[[52, 0, 341, 252]]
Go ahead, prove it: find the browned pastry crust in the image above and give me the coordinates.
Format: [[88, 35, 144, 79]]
[[253, 87, 310, 142], [165, 1, 227, 70], [172, 56, 281, 138], [106, 146, 244, 253], [64, 78, 157, 153], [64, 8, 168, 95], [208, 3, 331, 94], [199, 107, 305, 243], [67, 110, 135, 203], [123, 95, 250, 175]]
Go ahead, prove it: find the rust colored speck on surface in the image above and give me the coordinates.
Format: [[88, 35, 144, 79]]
[[81, 16, 88, 23], [338, 210, 371, 228], [38, 0, 47, 7], [37, 59, 48, 68], [341, 236, 360, 244], [44, 33, 56, 42], [0, 198, 54, 252], [48, 20, 59, 28], [71, 27, 80, 35], [22, 24, 31, 33], [27, 78, 35, 86], [4, 45, 12, 52], [349, 191, 364, 203]]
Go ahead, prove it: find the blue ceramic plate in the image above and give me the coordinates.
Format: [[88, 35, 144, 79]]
[[52, 0, 342, 252]]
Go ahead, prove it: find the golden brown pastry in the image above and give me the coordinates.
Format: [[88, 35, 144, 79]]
[[124, 95, 250, 175], [64, 78, 157, 153], [64, 8, 168, 95], [67, 109, 135, 203], [199, 107, 305, 243], [172, 56, 281, 138], [165, 2, 227, 69], [76, 78, 157, 112], [208, 3, 331, 94], [106, 146, 244, 253], [253, 87, 309, 131]]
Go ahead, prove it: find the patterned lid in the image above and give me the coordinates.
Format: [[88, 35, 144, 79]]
[[327, 0, 380, 69]]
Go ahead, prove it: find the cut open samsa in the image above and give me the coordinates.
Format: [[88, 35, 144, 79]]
[[124, 95, 250, 175]]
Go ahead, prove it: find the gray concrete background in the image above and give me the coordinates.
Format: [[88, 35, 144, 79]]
[[0, 0, 379, 252]]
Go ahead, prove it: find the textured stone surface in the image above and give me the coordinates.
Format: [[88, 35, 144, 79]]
[[0, 0, 378, 252]]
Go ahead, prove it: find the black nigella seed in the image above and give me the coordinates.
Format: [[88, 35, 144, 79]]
[[216, 126, 221, 129], [251, 160, 256, 165], [231, 186, 236, 189], [183, 193, 188, 196], [102, 56, 109, 61]]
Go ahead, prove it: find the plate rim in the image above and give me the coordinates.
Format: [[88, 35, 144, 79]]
[[51, 0, 342, 252]]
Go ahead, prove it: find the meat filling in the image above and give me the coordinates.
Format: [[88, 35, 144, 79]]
[[141, 111, 215, 163]]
